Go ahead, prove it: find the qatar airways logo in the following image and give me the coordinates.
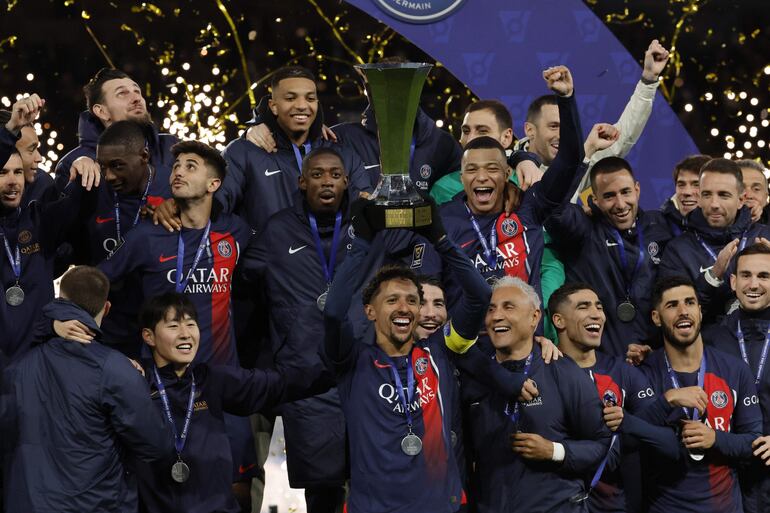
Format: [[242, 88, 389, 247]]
[[472, 241, 522, 271], [378, 376, 436, 413], [165, 267, 232, 294]]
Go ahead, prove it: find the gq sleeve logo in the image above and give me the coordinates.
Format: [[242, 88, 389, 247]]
[[372, 0, 466, 24]]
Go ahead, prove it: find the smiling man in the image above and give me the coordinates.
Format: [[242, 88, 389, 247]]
[[660, 158, 770, 327], [639, 276, 761, 513], [660, 154, 711, 236], [703, 243, 770, 512]]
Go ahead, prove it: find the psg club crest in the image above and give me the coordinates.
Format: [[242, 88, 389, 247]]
[[18, 230, 32, 244], [602, 389, 619, 407], [414, 357, 429, 375], [217, 240, 233, 258], [419, 164, 432, 179], [371, 0, 467, 24], [711, 390, 728, 409], [501, 218, 519, 237], [647, 241, 659, 257]]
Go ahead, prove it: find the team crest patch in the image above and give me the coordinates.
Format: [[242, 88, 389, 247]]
[[18, 230, 32, 244], [372, 0, 466, 24], [419, 164, 432, 179], [711, 390, 728, 409], [415, 357, 429, 375], [411, 243, 426, 269], [217, 240, 233, 258], [648, 241, 659, 257], [501, 218, 519, 237], [603, 390, 618, 407]]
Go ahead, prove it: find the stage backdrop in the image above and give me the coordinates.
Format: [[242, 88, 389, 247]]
[[343, 0, 701, 210]]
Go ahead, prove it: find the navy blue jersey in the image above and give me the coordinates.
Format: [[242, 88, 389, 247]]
[[660, 207, 770, 324], [135, 361, 330, 513], [545, 207, 674, 356], [22, 170, 56, 207], [441, 93, 584, 310], [332, 106, 462, 193], [705, 308, 770, 513], [585, 351, 678, 513], [0, 182, 92, 359], [640, 347, 762, 513], [98, 212, 251, 365], [462, 344, 612, 513], [660, 197, 685, 237], [220, 96, 371, 235]]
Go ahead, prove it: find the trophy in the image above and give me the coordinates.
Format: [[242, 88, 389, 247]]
[[355, 62, 433, 229]]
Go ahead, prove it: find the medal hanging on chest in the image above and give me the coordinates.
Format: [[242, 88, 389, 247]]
[[609, 228, 645, 323], [616, 301, 636, 322], [384, 353, 423, 456], [664, 351, 707, 461], [171, 458, 191, 483], [308, 211, 342, 312], [153, 367, 197, 483], [2, 234, 23, 306]]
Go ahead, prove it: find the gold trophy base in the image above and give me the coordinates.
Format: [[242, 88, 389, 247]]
[[373, 204, 432, 229]]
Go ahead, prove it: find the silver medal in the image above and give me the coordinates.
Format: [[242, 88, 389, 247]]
[[5, 285, 24, 306], [171, 460, 191, 483], [617, 301, 636, 322], [317, 291, 328, 312], [401, 433, 423, 456]]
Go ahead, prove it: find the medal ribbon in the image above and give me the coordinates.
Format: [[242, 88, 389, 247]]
[[113, 167, 154, 242], [152, 366, 196, 455], [610, 227, 645, 300], [384, 353, 416, 430], [465, 203, 498, 269], [737, 320, 770, 386], [308, 210, 342, 286], [504, 351, 533, 426], [1, 233, 21, 282], [695, 231, 748, 263], [175, 221, 211, 293], [292, 142, 313, 171], [664, 350, 707, 420]]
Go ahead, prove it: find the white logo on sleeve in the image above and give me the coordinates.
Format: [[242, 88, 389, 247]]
[[364, 164, 380, 170], [288, 245, 308, 254], [264, 169, 282, 176]]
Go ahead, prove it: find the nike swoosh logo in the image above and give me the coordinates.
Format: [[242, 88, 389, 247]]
[[288, 245, 307, 254], [460, 239, 476, 249], [264, 169, 282, 176], [159, 255, 177, 263], [239, 463, 257, 474], [373, 359, 392, 369], [605, 240, 619, 247], [96, 216, 115, 224], [699, 266, 713, 274], [364, 164, 380, 170]]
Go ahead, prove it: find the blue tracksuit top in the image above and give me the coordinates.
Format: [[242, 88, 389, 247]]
[[220, 96, 372, 235], [639, 346, 762, 513], [704, 307, 770, 513], [545, 206, 674, 357], [659, 207, 770, 324], [461, 344, 612, 513], [332, 105, 462, 193], [440, 93, 584, 311], [660, 197, 686, 237], [0, 299, 172, 513]]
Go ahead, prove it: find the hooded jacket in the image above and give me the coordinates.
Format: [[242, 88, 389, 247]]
[[220, 96, 371, 235], [659, 207, 770, 324], [660, 197, 686, 237], [332, 105, 462, 193], [0, 299, 172, 513]]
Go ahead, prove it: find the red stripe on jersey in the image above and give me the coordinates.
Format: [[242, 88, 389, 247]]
[[414, 345, 448, 481], [147, 196, 165, 208], [495, 212, 530, 281], [703, 372, 736, 508], [592, 372, 623, 407], [210, 230, 238, 365]]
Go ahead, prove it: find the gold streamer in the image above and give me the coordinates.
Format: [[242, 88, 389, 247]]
[[213, 0, 255, 108], [306, 0, 364, 65], [83, 24, 116, 68]]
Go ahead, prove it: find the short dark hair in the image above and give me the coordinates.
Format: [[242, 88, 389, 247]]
[[462, 135, 507, 161], [673, 154, 711, 182], [526, 95, 558, 123], [139, 293, 199, 330], [98, 120, 148, 153], [590, 156, 635, 191], [699, 158, 744, 193], [547, 282, 598, 318], [270, 66, 316, 91], [362, 265, 423, 305], [651, 275, 698, 309], [736, 243, 770, 269], [60, 266, 110, 317], [84, 68, 132, 110], [466, 100, 513, 132], [417, 275, 444, 296], [2, 149, 22, 166], [301, 147, 345, 176], [171, 140, 227, 180]]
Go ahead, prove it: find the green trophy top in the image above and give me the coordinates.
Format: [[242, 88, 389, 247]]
[[355, 63, 432, 176]]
